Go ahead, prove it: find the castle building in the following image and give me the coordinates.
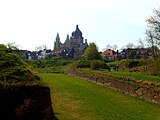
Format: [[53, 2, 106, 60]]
[[54, 25, 88, 58]]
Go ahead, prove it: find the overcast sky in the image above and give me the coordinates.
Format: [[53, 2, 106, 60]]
[[0, 0, 159, 51]]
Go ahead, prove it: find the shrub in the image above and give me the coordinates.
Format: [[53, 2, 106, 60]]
[[76, 60, 90, 68], [125, 59, 144, 68], [90, 60, 102, 69], [0, 44, 8, 53], [102, 63, 111, 71], [90, 60, 110, 70], [83, 43, 102, 60]]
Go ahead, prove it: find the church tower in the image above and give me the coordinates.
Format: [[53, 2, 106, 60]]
[[54, 33, 61, 50], [71, 25, 83, 40], [53, 25, 88, 57], [64, 34, 70, 48]]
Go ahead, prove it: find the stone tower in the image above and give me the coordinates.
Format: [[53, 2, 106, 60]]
[[54, 33, 61, 50], [54, 25, 88, 57], [71, 25, 83, 39]]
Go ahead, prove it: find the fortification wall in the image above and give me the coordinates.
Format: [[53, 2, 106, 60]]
[[0, 85, 53, 120]]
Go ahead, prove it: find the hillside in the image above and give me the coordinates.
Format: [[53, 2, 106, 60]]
[[0, 47, 53, 120], [0, 51, 42, 85]]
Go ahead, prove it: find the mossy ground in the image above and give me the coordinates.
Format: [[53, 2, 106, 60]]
[[0, 51, 43, 85]]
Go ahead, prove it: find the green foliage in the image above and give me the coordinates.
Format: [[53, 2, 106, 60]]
[[75, 60, 90, 68], [44, 54, 52, 60], [28, 59, 71, 68], [74, 59, 110, 70], [72, 43, 107, 70], [41, 73, 160, 120], [6, 42, 19, 50], [124, 59, 144, 68], [0, 44, 8, 53], [108, 58, 160, 76], [108, 59, 145, 69], [107, 61, 119, 67], [0, 52, 42, 85], [0, 44, 8, 50], [90, 60, 103, 69], [27, 59, 74, 73], [83, 42, 102, 60], [90, 60, 110, 70], [110, 70, 160, 83]]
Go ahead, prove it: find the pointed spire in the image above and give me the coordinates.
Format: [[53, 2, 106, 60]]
[[66, 34, 70, 40], [56, 33, 60, 42], [74, 25, 82, 39], [76, 25, 79, 29]]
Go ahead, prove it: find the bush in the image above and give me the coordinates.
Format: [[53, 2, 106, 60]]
[[76, 60, 90, 68], [125, 59, 144, 68], [90, 60, 110, 70], [90, 60, 102, 69], [102, 63, 111, 71], [0, 44, 8, 53]]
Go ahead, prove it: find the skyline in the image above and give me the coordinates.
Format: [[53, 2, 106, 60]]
[[0, 0, 159, 51]]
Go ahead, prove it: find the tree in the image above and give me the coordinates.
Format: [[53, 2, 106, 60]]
[[146, 8, 160, 58], [137, 39, 145, 48], [106, 44, 112, 50], [146, 8, 160, 41], [6, 42, 20, 50], [103, 44, 118, 51], [112, 45, 118, 51], [126, 43, 134, 49], [83, 42, 102, 60], [35, 44, 48, 51], [145, 7, 160, 75], [0, 44, 8, 53]]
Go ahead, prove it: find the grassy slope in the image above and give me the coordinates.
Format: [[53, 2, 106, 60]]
[[110, 70, 160, 82], [0, 52, 43, 85], [41, 73, 160, 120], [98, 69, 160, 83]]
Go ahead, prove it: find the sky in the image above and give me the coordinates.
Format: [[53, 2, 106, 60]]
[[0, 0, 159, 51]]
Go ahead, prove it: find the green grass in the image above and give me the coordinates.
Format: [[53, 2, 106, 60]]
[[40, 73, 160, 120], [101, 70, 160, 83], [83, 67, 160, 83]]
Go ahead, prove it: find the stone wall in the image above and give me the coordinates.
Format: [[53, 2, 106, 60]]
[[0, 85, 53, 120]]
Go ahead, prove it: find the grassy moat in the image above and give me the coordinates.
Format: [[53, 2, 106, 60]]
[[41, 73, 160, 120]]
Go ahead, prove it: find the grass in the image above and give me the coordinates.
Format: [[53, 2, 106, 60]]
[[80, 68, 160, 83], [101, 70, 160, 83], [0, 52, 43, 85], [40, 73, 160, 120]]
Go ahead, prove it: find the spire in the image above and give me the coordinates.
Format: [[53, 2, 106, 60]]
[[76, 25, 79, 29], [56, 33, 60, 42], [66, 34, 70, 40], [74, 25, 82, 39]]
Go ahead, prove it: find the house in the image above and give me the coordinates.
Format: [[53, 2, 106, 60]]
[[101, 49, 117, 62], [27, 51, 38, 60], [37, 49, 52, 59], [101, 48, 153, 62], [117, 48, 152, 60], [16, 49, 52, 60]]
